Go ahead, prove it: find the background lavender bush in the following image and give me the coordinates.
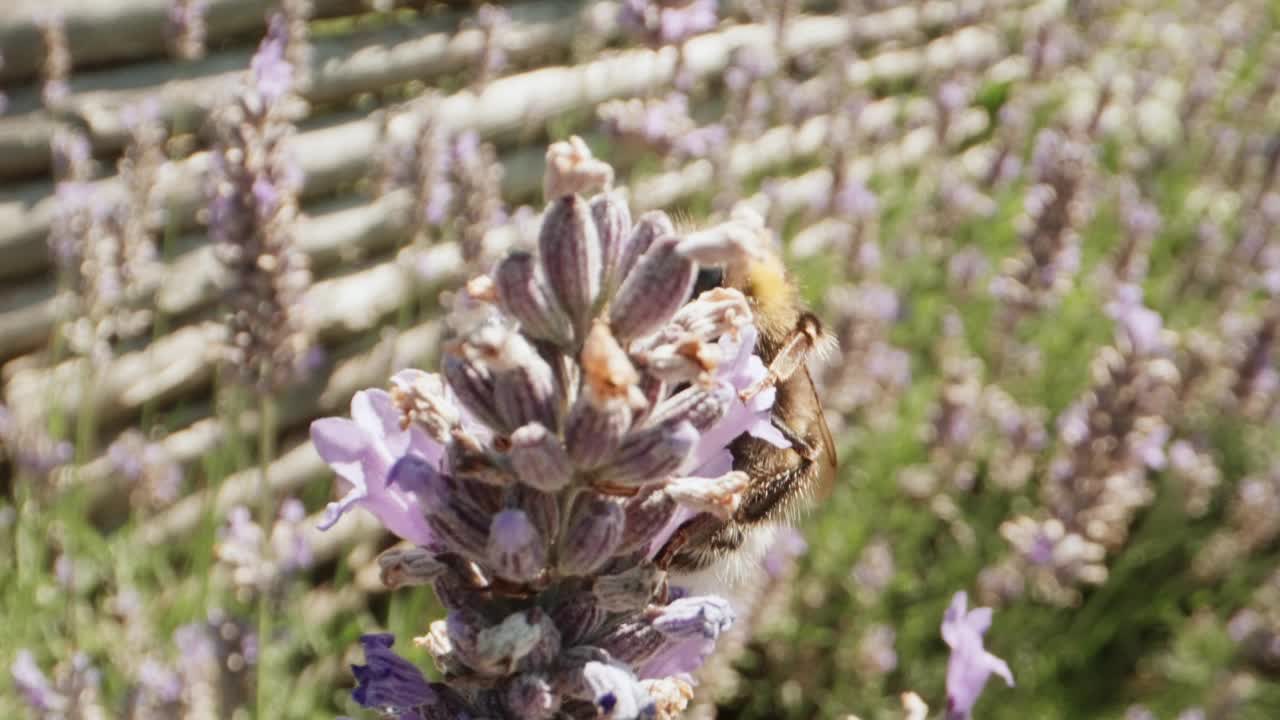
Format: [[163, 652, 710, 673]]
[[1, 0, 1279, 718]]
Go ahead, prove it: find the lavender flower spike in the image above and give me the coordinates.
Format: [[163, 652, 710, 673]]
[[942, 591, 1015, 719], [315, 141, 774, 715]]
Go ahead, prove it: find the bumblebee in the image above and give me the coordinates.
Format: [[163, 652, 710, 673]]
[[657, 226, 838, 577]]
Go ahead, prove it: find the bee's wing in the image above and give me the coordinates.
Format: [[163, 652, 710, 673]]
[[804, 366, 839, 500]]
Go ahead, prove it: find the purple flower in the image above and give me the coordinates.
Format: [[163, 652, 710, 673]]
[[583, 661, 655, 718], [685, 325, 789, 476], [11, 650, 66, 713], [619, 0, 718, 47], [310, 389, 442, 545], [636, 596, 735, 678], [250, 16, 294, 105], [352, 634, 435, 712], [761, 526, 809, 578], [942, 591, 1014, 719]]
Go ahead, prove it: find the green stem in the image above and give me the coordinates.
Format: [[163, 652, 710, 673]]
[[255, 391, 277, 720]]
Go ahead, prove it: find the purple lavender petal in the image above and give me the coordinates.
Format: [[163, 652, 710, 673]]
[[684, 326, 787, 475], [352, 634, 435, 711], [942, 592, 1015, 719], [310, 390, 438, 545]]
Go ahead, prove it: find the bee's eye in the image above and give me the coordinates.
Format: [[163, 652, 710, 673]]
[[692, 267, 724, 297]]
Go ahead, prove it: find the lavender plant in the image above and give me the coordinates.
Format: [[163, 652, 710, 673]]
[[312, 137, 791, 718], [208, 14, 311, 393]]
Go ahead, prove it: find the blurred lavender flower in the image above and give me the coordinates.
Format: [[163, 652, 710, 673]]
[[12, 651, 106, 719], [117, 100, 168, 300], [598, 93, 727, 162], [0, 404, 73, 480], [990, 128, 1093, 329], [209, 14, 312, 391], [173, 611, 256, 717], [857, 624, 898, 677], [126, 657, 184, 718], [850, 537, 894, 603], [315, 137, 791, 715], [36, 11, 70, 107], [280, 0, 314, 84], [1046, 287, 1178, 549], [215, 499, 313, 594], [12, 650, 68, 714], [473, 5, 511, 88], [167, 0, 208, 60], [452, 131, 507, 267], [942, 591, 1014, 719], [107, 430, 184, 511], [381, 105, 454, 234], [761, 526, 807, 579], [619, 0, 718, 48]]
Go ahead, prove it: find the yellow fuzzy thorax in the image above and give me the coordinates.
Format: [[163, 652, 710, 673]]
[[741, 254, 800, 339]]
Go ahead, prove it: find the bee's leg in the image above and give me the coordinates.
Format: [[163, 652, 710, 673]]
[[770, 415, 820, 461], [654, 512, 724, 570], [734, 462, 809, 524], [740, 313, 826, 401]]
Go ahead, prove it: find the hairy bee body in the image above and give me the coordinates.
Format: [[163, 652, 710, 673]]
[[662, 237, 837, 576]]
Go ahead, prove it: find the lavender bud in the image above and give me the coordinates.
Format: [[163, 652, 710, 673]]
[[547, 592, 608, 646], [566, 323, 640, 468], [379, 547, 448, 589], [645, 381, 732, 432], [443, 352, 504, 432], [477, 330, 559, 433], [565, 390, 634, 470], [664, 472, 748, 521], [504, 674, 559, 720], [432, 574, 475, 614], [540, 195, 602, 340], [445, 609, 489, 673], [414, 463, 494, 562], [474, 610, 556, 675], [652, 596, 734, 640], [662, 287, 753, 344], [594, 565, 666, 613], [634, 336, 720, 385], [509, 423, 573, 492], [582, 661, 656, 719], [543, 136, 613, 201], [495, 252, 574, 345], [516, 610, 563, 672], [676, 207, 769, 267], [617, 211, 675, 284], [596, 621, 665, 667], [422, 618, 467, 676], [609, 237, 697, 343], [598, 420, 698, 489], [618, 487, 678, 554], [487, 510, 547, 583], [592, 192, 633, 293], [558, 494, 625, 576], [510, 484, 560, 543]]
